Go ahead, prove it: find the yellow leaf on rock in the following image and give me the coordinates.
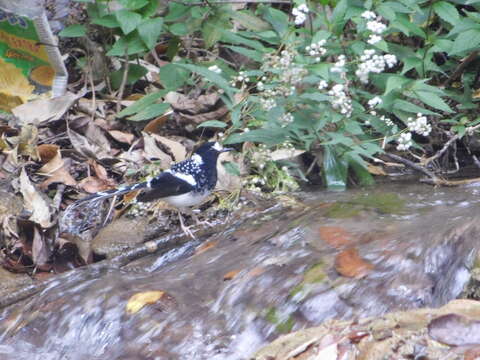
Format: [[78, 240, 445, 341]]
[[126, 290, 165, 314]]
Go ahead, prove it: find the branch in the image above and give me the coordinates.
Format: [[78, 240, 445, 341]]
[[444, 51, 479, 87]]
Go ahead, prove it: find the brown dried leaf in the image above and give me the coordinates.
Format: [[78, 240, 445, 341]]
[[126, 290, 165, 314], [178, 106, 229, 124], [151, 134, 186, 162], [37, 144, 59, 163], [367, 164, 387, 176], [19, 168, 52, 228], [12, 91, 84, 124], [143, 115, 169, 134], [32, 225, 49, 265], [38, 148, 77, 188], [165, 91, 220, 113], [428, 314, 480, 346], [195, 240, 218, 255], [143, 132, 172, 168], [216, 151, 243, 192], [79, 176, 112, 193], [108, 130, 134, 144], [334, 247, 374, 278], [223, 269, 240, 281], [319, 226, 354, 249]]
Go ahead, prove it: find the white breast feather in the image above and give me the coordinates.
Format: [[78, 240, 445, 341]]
[[173, 172, 196, 186], [163, 192, 209, 207], [192, 154, 203, 165]]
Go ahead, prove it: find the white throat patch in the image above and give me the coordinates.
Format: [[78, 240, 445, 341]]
[[192, 153, 203, 165], [212, 142, 223, 151]]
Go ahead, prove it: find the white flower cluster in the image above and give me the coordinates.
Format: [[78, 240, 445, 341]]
[[260, 98, 277, 111], [208, 65, 222, 74], [292, 4, 309, 25], [407, 113, 432, 136], [279, 112, 294, 127], [380, 115, 394, 126], [356, 49, 397, 83], [280, 66, 307, 85], [331, 54, 346, 73], [328, 84, 352, 117], [318, 80, 328, 90], [367, 96, 382, 108], [306, 40, 327, 62], [230, 71, 249, 85], [362, 11, 387, 45], [396, 132, 412, 151]]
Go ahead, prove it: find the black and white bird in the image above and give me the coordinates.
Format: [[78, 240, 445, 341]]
[[67, 141, 233, 237]]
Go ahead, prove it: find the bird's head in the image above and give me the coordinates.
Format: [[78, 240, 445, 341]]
[[194, 141, 233, 159]]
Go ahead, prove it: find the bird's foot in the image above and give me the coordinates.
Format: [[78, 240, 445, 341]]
[[178, 212, 196, 239], [191, 212, 214, 228]]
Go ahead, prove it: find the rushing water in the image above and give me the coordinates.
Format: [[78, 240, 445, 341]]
[[1, 182, 480, 359]]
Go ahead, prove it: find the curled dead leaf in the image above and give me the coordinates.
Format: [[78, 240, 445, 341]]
[[19, 168, 52, 228], [334, 247, 374, 278], [126, 290, 165, 314], [108, 130, 134, 144], [38, 144, 59, 163], [319, 226, 354, 249], [143, 115, 169, 134], [223, 269, 240, 281]]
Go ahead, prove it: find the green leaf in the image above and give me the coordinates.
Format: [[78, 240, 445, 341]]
[[323, 145, 347, 191], [384, 75, 411, 95], [128, 103, 171, 121], [159, 63, 190, 89], [175, 63, 237, 94], [118, 0, 148, 10], [115, 9, 142, 35], [233, 10, 271, 31], [92, 15, 120, 28], [164, 3, 190, 21], [137, 17, 164, 49], [110, 64, 148, 89], [107, 32, 147, 56], [197, 120, 228, 128], [261, 7, 288, 37], [415, 91, 453, 113], [59, 24, 86, 37], [392, 15, 426, 38], [169, 23, 189, 36], [202, 19, 224, 48], [223, 161, 241, 176], [393, 100, 438, 115], [433, 1, 460, 25], [348, 155, 375, 186], [223, 45, 263, 61], [118, 91, 166, 117], [224, 128, 287, 146], [450, 29, 480, 55]]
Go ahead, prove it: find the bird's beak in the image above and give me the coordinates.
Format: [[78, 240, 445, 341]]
[[220, 147, 234, 152]]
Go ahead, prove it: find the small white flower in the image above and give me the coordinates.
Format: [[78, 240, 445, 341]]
[[368, 96, 382, 108], [396, 132, 412, 151], [331, 54, 347, 73], [208, 65, 222, 74], [367, 34, 382, 44], [367, 20, 387, 34], [318, 80, 328, 90], [384, 54, 397, 68], [292, 4, 309, 25], [361, 10, 377, 20]]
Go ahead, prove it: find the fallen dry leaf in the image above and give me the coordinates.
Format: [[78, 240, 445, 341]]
[[78, 176, 113, 194], [38, 147, 76, 188], [108, 130, 134, 144], [428, 314, 480, 346], [37, 144, 59, 163], [223, 269, 240, 280], [367, 164, 387, 176], [143, 114, 169, 134], [319, 226, 354, 249], [32, 225, 49, 265], [126, 290, 165, 314], [19, 168, 52, 228], [143, 132, 172, 168], [151, 135, 186, 162], [334, 247, 374, 278], [195, 240, 218, 255], [12, 91, 85, 124], [165, 91, 220, 113]]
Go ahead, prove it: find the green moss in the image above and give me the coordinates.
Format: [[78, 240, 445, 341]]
[[351, 192, 405, 214], [303, 262, 327, 284], [289, 284, 304, 298], [265, 307, 278, 324], [325, 203, 361, 218], [276, 316, 295, 333]]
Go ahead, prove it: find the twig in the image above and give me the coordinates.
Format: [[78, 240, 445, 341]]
[[53, 184, 66, 212], [384, 153, 441, 184], [116, 48, 130, 114], [444, 51, 479, 87], [423, 123, 480, 166]]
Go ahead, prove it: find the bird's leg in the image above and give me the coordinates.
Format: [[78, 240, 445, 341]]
[[185, 208, 214, 227], [177, 211, 196, 239]]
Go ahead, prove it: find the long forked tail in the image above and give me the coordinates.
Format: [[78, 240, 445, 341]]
[[68, 181, 148, 208]]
